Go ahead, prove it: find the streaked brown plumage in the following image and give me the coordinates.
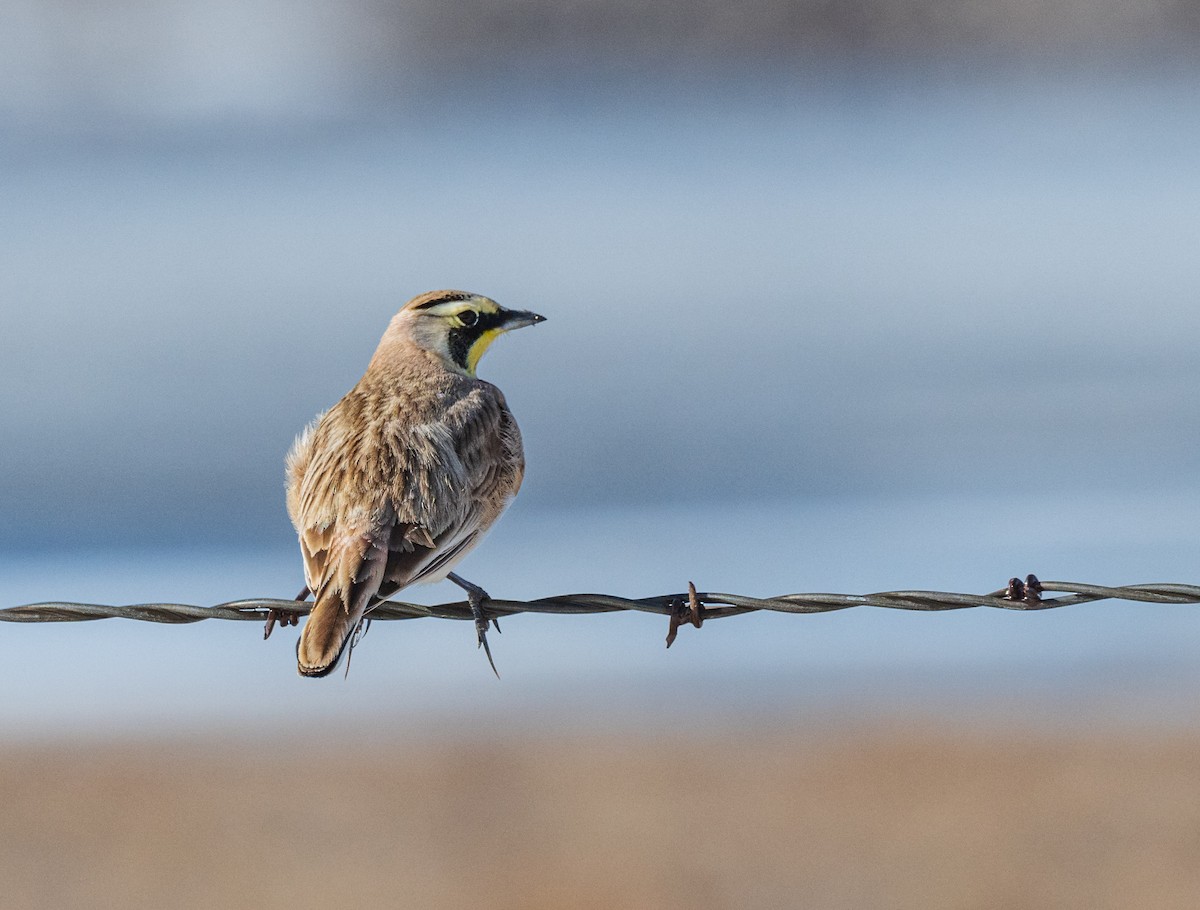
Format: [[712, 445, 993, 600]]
[[284, 290, 545, 677]]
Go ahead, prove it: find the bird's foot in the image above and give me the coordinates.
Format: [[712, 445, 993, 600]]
[[263, 608, 302, 640], [263, 586, 309, 640], [448, 573, 500, 678], [343, 618, 372, 679], [470, 594, 500, 679]]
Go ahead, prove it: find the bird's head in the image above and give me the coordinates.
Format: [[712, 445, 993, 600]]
[[393, 290, 546, 377]]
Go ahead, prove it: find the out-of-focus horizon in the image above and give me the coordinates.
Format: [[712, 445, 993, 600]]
[[4, 0, 1200, 131]]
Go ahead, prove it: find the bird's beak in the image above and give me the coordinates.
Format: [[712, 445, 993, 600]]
[[499, 309, 547, 331]]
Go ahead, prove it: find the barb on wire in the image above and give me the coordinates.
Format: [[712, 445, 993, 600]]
[[5, 575, 1200, 647]]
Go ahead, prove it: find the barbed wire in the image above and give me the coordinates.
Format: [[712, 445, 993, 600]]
[[5, 576, 1200, 646]]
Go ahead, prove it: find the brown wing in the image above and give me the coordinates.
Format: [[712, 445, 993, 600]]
[[374, 380, 524, 598]]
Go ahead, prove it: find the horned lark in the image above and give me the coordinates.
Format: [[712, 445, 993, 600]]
[[281, 290, 545, 677]]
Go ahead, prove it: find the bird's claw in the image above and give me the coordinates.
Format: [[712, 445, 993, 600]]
[[447, 572, 501, 677], [469, 594, 500, 678], [264, 586, 310, 640], [473, 609, 500, 679], [263, 608, 302, 640]]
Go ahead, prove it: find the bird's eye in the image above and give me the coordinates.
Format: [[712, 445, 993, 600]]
[[459, 311, 479, 328]]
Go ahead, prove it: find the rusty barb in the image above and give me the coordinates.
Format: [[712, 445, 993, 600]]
[[1004, 574, 1045, 606], [666, 581, 705, 648]]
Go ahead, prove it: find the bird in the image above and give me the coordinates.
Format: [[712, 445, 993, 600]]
[[275, 290, 545, 678]]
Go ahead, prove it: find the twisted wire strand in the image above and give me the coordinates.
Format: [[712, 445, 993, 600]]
[[4, 580, 1200, 627]]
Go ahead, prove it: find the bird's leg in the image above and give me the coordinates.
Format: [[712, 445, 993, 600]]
[[343, 617, 372, 679], [447, 572, 500, 678], [263, 586, 309, 640]]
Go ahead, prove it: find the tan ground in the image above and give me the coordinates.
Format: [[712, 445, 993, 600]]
[[1, 721, 1199, 909]]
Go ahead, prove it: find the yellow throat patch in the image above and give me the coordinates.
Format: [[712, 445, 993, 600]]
[[465, 328, 504, 376]]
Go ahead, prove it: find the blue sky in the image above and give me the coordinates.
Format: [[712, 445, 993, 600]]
[[3, 75, 1200, 550]]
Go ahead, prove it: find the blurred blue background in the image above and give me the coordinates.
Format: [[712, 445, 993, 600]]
[[2, 0, 1199, 736]]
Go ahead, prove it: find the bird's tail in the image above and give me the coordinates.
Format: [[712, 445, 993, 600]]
[[295, 532, 390, 678], [296, 589, 365, 677]]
